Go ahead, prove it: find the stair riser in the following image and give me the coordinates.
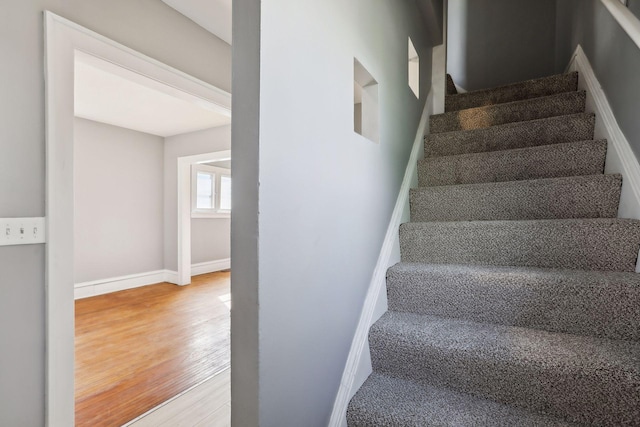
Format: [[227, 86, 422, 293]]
[[445, 72, 579, 112], [347, 373, 572, 427], [410, 175, 621, 222], [425, 113, 595, 158], [387, 266, 640, 341], [432, 91, 586, 134], [418, 140, 607, 187], [369, 326, 640, 425], [399, 220, 640, 271]]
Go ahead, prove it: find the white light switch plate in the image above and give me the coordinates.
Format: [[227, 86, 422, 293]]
[[0, 218, 46, 246]]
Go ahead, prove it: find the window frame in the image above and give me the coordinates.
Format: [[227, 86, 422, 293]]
[[191, 164, 231, 218]]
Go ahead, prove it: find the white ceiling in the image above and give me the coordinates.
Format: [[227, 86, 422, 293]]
[[162, 0, 232, 45], [74, 52, 231, 137]]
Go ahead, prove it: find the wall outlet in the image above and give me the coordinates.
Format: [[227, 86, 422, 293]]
[[1, 218, 46, 246]]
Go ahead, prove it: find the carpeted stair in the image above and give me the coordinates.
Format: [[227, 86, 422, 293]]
[[347, 72, 640, 426]]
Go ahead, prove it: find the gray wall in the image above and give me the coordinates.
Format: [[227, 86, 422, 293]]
[[556, 0, 640, 161], [74, 118, 164, 283], [0, 1, 229, 424], [164, 125, 231, 271], [629, 0, 640, 18], [231, 0, 433, 425], [192, 216, 231, 265], [448, 0, 557, 91], [76, 119, 231, 281]]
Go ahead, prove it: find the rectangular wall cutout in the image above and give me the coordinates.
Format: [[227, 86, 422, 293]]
[[408, 37, 420, 98], [354, 59, 379, 143]]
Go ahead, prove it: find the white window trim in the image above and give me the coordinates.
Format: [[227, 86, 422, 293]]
[[191, 164, 231, 218]]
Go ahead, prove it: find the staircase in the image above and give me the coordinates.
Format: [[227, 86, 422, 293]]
[[346, 72, 640, 426]]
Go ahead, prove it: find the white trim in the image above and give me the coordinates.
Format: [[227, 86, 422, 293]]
[[191, 259, 231, 276], [566, 45, 640, 219], [164, 270, 180, 285], [44, 12, 231, 426], [566, 45, 640, 272], [177, 151, 231, 286], [328, 92, 432, 427], [191, 164, 231, 218], [601, 0, 640, 51], [74, 270, 167, 299], [73, 260, 231, 299]]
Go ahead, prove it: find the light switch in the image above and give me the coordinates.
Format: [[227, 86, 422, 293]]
[[0, 218, 46, 246]]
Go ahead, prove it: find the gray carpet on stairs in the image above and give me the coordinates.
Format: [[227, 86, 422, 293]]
[[400, 218, 640, 271], [348, 71, 640, 427], [369, 312, 640, 425], [386, 263, 640, 341], [431, 90, 586, 133], [347, 373, 575, 427], [446, 74, 458, 96], [445, 71, 578, 112], [418, 139, 607, 187], [425, 113, 595, 157], [410, 174, 621, 222]]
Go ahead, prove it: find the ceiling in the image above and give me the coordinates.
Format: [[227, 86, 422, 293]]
[[162, 0, 232, 45], [74, 52, 231, 137]]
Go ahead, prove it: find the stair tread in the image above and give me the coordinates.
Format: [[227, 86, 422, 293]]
[[410, 174, 621, 222], [413, 172, 618, 192], [445, 72, 578, 112], [418, 139, 607, 186], [425, 112, 595, 157], [370, 312, 640, 424], [387, 262, 640, 340], [390, 261, 640, 282], [372, 311, 640, 369], [347, 373, 574, 427], [352, 68, 639, 425], [400, 218, 640, 271], [432, 90, 586, 133]]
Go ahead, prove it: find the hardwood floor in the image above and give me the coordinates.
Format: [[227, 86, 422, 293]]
[[75, 272, 230, 427], [125, 368, 230, 427]]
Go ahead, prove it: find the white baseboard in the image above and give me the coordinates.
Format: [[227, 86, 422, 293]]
[[328, 91, 433, 427], [567, 45, 640, 225], [568, 45, 640, 269], [191, 258, 231, 276], [163, 270, 180, 286], [74, 270, 167, 299], [75, 258, 231, 299]]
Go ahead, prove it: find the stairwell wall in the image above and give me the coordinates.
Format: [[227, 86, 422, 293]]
[[232, 0, 436, 425], [447, 0, 557, 91], [556, 0, 640, 162], [0, 2, 230, 425]]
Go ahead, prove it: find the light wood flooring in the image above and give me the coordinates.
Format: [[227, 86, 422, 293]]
[[125, 368, 230, 427], [75, 271, 230, 427]]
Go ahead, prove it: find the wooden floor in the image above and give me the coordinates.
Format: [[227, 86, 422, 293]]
[[125, 368, 230, 427], [75, 272, 230, 427]]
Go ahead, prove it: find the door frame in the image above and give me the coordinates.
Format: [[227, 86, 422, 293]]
[[44, 12, 231, 426], [177, 150, 232, 286]]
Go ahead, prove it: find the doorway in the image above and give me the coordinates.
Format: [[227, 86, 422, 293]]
[[45, 12, 231, 426]]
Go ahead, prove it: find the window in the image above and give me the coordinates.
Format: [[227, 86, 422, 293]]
[[191, 164, 231, 218], [220, 175, 231, 211], [354, 58, 379, 143]]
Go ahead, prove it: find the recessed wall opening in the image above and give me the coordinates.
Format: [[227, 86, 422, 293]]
[[354, 58, 379, 143], [408, 37, 420, 98]]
